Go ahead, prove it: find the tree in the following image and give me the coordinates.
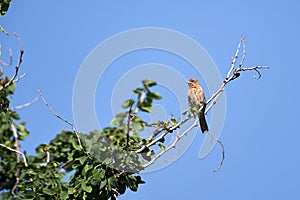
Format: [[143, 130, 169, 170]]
[[0, 2, 269, 199]]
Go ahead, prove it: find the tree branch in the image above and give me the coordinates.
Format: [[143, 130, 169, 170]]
[[207, 131, 225, 172], [0, 47, 13, 67], [4, 33, 24, 89], [142, 36, 269, 171], [10, 121, 21, 195], [38, 89, 89, 157], [136, 113, 193, 153], [143, 120, 198, 168], [125, 100, 134, 149], [0, 144, 28, 167], [10, 97, 38, 111]]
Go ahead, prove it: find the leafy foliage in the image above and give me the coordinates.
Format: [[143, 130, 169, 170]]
[[0, 5, 174, 198], [0, 74, 169, 199], [0, 0, 11, 35], [0, 0, 11, 17]]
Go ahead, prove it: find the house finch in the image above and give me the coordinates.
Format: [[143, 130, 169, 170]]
[[187, 78, 209, 133]]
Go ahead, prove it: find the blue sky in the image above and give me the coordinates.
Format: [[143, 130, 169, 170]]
[[1, 0, 300, 199]]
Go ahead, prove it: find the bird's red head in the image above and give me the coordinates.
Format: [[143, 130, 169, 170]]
[[186, 78, 199, 88]]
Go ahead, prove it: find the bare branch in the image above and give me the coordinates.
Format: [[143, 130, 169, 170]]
[[38, 89, 88, 156], [4, 33, 24, 88], [141, 36, 269, 172], [40, 146, 50, 167], [0, 143, 28, 167], [238, 65, 269, 79], [0, 47, 13, 67], [207, 131, 225, 172], [143, 120, 198, 169], [126, 100, 134, 149], [133, 91, 145, 114], [13, 73, 26, 83], [136, 114, 193, 153], [226, 36, 246, 79], [10, 97, 38, 111], [239, 36, 247, 68], [9, 121, 24, 195]]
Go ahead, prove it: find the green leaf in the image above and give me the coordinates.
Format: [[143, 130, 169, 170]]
[[71, 139, 81, 150], [0, 25, 9, 35], [100, 179, 107, 190], [138, 101, 152, 113], [122, 99, 135, 109], [146, 149, 153, 157], [77, 156, 88, 165], [83, 164, 92, 175], [0, 0, 11, 17], [43, 188, 56, 195], [60, 191, 69, 200], [148, 92, 162, 100], [133, 88, 143, 94], [182, 109, 189, 115], [131, 116, 144, 131], [110, 112, 127, 126], [17, 123, 29, 137], [108, 176, 117, 187], [142, 79, 157, 88], [171, 118, 177, 125], [158, 143, 165, 151], [81, 182, 92, 193]]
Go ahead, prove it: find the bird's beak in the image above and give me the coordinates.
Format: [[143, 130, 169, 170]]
[[186, 80, 190, 84]]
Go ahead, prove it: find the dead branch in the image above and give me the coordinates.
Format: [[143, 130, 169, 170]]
[[0, 47, 13, 67], [0, 140, 28, 195], [143, 120, 198, 168], [207, 131, 225, 172], [10, 97, 38, 111], [4, 33, 24, 89], [10, 121, 21, 195], [38, 89, 89, 156], [207, 36, 269, 107], [13, 73, 26, 83], [142, 36, 269, 171], [0, 143, 28, 168], [40, 146, 50, 167], [136, 113, 193, 153], [125, 100, 134, 149]]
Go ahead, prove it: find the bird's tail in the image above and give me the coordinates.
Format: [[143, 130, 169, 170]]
[[198, 112, 209, 133]]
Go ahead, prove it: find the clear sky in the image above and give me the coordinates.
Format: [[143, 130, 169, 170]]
[[1, 0, 300, 199]]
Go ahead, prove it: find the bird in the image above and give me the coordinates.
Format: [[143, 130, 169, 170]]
[[187, 78, 209, 133]]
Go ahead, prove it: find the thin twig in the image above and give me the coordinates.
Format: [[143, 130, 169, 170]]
[[14, 73, 26, 83], [143, 120, 198, 168], [0, 47, 13, 67], [125, 100, 134, 149], [207, 131, 225, 172], [136, 114, 193, 153], [0, 143, 28, 167], [40, 146, 50, 167], [4, 33, 24, 88], [164, 129, 181, 163], [226, 36, 245, 79], [10, 122, 21, 195], [238, 65, 269, 79], [10, 97, 38, 111], [45, 147, 50, 164], [239, 36, 247, 68], [38, 89, 88, 156], [133, 91, 145, 114]]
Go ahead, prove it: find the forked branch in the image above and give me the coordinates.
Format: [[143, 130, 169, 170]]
[[143, 36, 269, 172]]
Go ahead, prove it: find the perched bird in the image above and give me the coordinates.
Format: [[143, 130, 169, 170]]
[[187, 78, 209, 133]]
